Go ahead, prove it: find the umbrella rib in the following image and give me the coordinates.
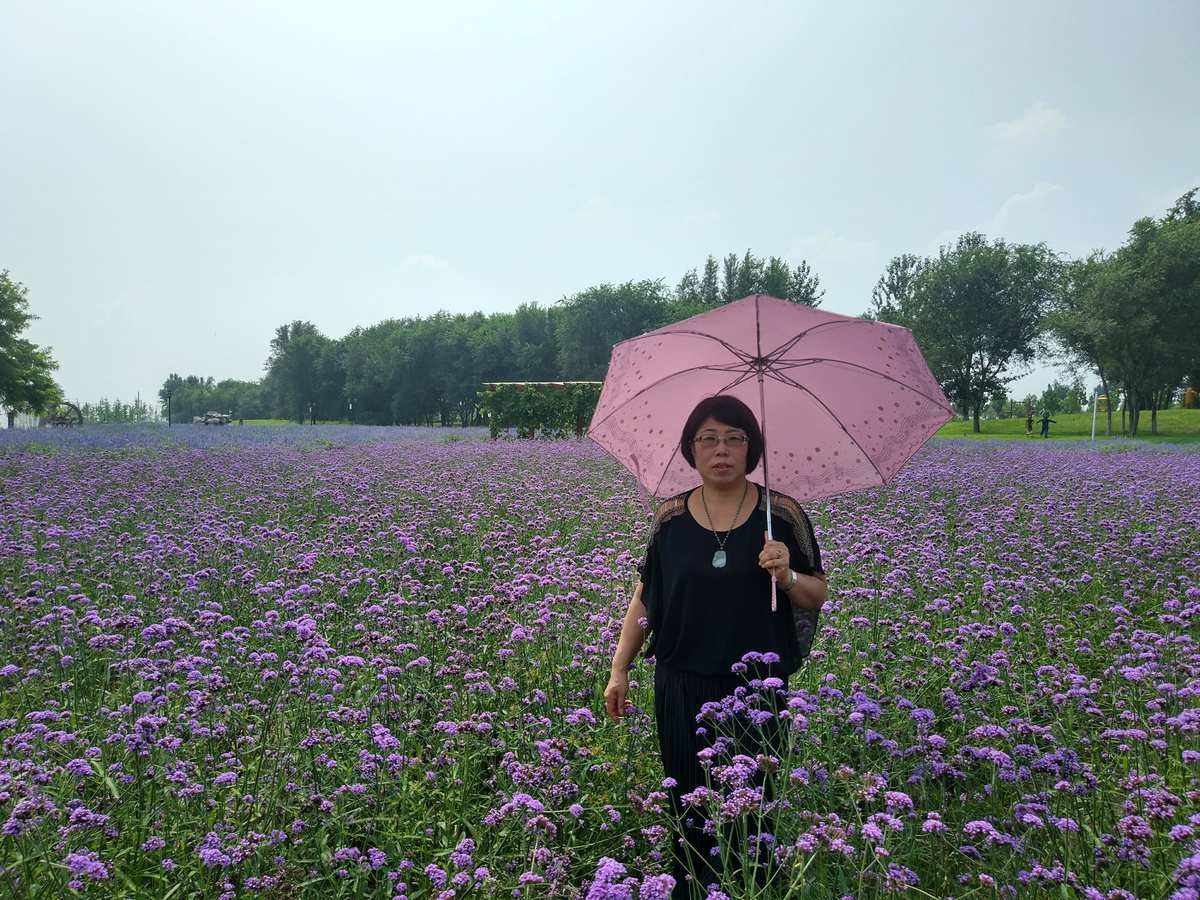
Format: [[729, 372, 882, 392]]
[[617, 328, 756, 365], [767, 357, 955, 412], [726, 369, 759, 389], [766, 318, 889, 361], [760, 368, 888, 485], [647, 444, 685, 502], [589, 362, 755, 432], [647, 368, 757, 498]]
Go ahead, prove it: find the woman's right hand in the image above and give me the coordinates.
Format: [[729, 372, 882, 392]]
[[604, 668, 630, 722]]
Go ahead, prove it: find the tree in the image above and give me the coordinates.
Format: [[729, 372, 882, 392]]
[[721, 253, 740, 303], [511, 302, 560, 380], [1125, 190, 1199, 434], [868, 254, 925, 322], [341, 320, 407, 425], [1044, 252, 1120, 436], [674, 268, 701, 307], [1166, 187, 1199, 223], [1064, 375, 1087, 414], [395, 316, 444, 426], [265, 321, 330, 422], [878, 233, 1060, 432], [762, 256, 791, 299], [700, 256, 721, 306], [1048, 188, 1199, 436], [0, 271, 61, 423], [988, 386, 1009, 419], [733, 249, 764, 299], [435, 312, 488, 426], [80, 395, 158, 424], [701, 250, 825, 305], [158, 373, 216, 423], [555, 280, 672, 379], [1039, 380, 1071, 416], [3, 341, 61, 427], [315, 341, 347, 422], [212, 379, 267, 419], [788, 259, 825, 307]]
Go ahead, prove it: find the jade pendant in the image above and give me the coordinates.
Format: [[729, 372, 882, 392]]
[[712, 550, 727, 568]]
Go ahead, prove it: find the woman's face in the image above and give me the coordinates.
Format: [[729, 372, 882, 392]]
[[692, 416, 750, 486]]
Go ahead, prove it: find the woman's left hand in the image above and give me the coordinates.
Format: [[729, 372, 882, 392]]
[[759, 531, 791, 584]]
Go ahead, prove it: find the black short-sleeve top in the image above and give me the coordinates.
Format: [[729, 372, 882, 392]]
[[636, 482, 824, 677]]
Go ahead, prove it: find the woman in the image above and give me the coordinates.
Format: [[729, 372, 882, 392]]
[[604, 394, 828, 899]]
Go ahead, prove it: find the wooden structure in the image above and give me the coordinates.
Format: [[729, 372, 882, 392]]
[[42, 401, 84, 427], [480, 381, 602, 389]]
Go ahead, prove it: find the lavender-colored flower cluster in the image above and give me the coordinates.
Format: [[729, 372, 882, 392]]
[[0, 428, 1195, 896]]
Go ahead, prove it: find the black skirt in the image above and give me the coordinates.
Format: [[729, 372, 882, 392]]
[[654, 660, 789, 899]]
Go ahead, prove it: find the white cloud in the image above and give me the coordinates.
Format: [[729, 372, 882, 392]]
[[926, 181, 1067, 254], [987, 100, 1067, 144], [990, 181, 1066, 232]]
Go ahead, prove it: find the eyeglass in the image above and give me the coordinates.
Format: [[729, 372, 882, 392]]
[[693, 432, 748, 449]]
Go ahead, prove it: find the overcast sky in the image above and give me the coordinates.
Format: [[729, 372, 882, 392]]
[[3, 0, 1197, 407]]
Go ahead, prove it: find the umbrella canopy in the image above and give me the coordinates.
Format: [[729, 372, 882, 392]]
[[588, 293, 955, 504]]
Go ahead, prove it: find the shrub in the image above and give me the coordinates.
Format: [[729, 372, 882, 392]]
[[477, 383, 601, 439]]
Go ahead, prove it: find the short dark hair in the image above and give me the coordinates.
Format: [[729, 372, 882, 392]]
[[680, 394, 764, 471]]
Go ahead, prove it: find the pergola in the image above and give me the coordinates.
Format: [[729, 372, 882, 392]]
[[480, 381, 602, 389]]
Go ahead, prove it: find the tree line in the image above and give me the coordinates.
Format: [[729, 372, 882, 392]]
[[4, 190, 1195, 439], [160, 188, 1197, 439], [158, 250, 830, 427], [1045, 189, 1199, 435], [866, 188, 1199, 436], [78, 396, 159, 424]]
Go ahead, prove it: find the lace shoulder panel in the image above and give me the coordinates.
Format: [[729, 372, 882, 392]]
[[760, 489, 815, 564], [647, 492, 688, 541]]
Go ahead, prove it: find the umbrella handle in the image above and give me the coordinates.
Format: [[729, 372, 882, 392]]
[[766, 503, 777, 612], [759, 364, 778, 612]]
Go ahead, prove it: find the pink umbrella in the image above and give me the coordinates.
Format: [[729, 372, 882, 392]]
[[588, 293, 955, 610]]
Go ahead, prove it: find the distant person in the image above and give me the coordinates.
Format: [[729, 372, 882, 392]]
[[1025, 413, 1034, 436], [1039, 412, 1057, 438]]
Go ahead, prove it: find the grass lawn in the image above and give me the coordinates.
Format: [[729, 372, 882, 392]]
[[935, 406, 1200, 445], [240, 410, 1200, 446]]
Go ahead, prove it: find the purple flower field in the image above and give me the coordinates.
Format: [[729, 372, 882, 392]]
[[1, 427, 1197, 898]]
